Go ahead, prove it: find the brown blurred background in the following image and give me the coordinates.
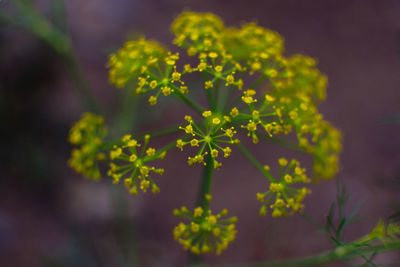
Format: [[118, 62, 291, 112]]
[[1, 0, 400, 266]]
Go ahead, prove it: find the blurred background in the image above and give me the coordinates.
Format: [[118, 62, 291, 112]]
[[1, 0, 400, 266]]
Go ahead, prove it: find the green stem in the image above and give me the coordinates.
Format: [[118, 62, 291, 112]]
[[259, 134, 308, 153], [235, 128, 308, 154], [203, 72, 214, 110], [235, 142, 274, 182], [206, 88, 214, 111], [196, 153, 214, 211], [154, 140, 178, 156], [249, 74, 267, 89], [214, 78, 220, 112], [221, 88, 234, 113], [171, 87, 205, 115], [189, 153, 214, 265], [136, 124, 181, 139], [205, 240, 400, 267], [6, 0, 99, 112]]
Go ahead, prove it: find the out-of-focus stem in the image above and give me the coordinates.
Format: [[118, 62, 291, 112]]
[[236, 142, 274, 182], [170, 84, 205, 114], [204, 240, 400, 267], [3, 0, 99, 112]]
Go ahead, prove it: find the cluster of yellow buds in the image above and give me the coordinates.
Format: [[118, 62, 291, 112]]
[[108, 38, 189, 106], [177, 113, 238, 169], [107, 134, 166, 195], [173, 205, 237, 255], [310, 121, 342, 179], [171, 11, 224, 55], [222, 22, 284, 63], [257, 158, 311, 217], [68, 113, 107, 179], [108, 38, 167, 88]]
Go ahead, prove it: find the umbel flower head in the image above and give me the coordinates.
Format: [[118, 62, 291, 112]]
[[108, 134, 166, 195], [171, 11, 224, 55], [222, 22, 284, 60], [177, 113, 238, 169], [173, 205, 237, 255], [108, 38, 187, 106], [231, 89, 292, 144], [68, 113, 107, 179], [108, 38, 167, 88], [64, 10, 346, 257], [257, 158, 311, 217], [169, 12, 342, 180]]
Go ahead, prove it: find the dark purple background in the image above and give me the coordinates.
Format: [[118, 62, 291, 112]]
[[1, 0, 399, 266]]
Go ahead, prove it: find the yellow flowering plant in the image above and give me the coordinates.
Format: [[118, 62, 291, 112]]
[[2, 0, 398, 264], [68, 11, 343, 255]]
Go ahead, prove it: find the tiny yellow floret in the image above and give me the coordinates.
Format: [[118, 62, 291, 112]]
[[279, 158, 288, 166], [202, 110, 212, 117], [230, 107, 239, 117], [212, 118, 221, 125]]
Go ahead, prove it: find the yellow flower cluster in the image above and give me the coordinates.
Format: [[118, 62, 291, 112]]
[[173, 206, 237, 255], [222, 22, 284, 60], [310, 121, 342, 179], [171, 11, 224, 54], [171, 12, 341, 180], [222, 22, 285, 76], [177, 113, 238, 169], [67, 11, 346, 256], [172, 12, 247, 92], [265, 55, 341, 178], [108, 38, 167, 88], [107, 134, 165, 194], [108, 37, 190, 107], [234, 89, 292, 144], [257, 158, 311, 217], [68, 113, 107, 179]]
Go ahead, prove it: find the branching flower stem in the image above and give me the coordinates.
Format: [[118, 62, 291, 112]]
[[4, 0, 100, 113], [235, 143, 275, 182], [136, 124, 182, 139], [189, 152, 215, 264], [214, 78, 221, 112], [171, 85, 205, 115], [199, 240, 400, 267], [196, 152, 214, 212]]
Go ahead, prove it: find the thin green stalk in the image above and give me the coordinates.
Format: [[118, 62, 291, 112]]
[[196, 153, 214, 211], [171, 86, 205, 115], [136, 124, 181, 139], [235, 142, 274, 182], [206, 88, 214, 111], [203, 240, 400, 267], [110, 186, 139, 267], [6, 0, 99, 112], [203, 72, 214, 110], [249, 74, 267, 89], [235, 128, 308, 154], [189, 153, 215, 265], [259, 134, 308, 153], [214, 78, 220, 112], [153, 140, 178, 156]]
